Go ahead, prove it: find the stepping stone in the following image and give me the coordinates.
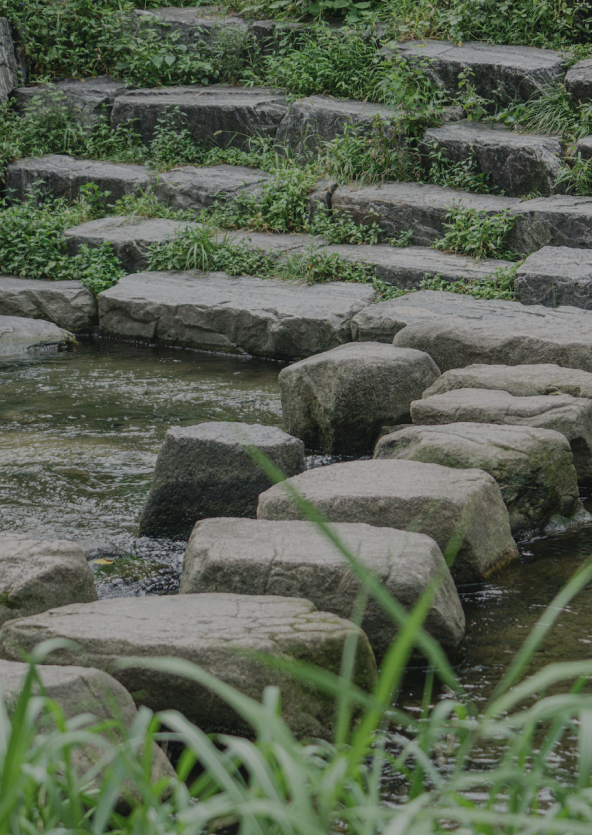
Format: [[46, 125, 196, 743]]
[[153, 164, 270, 212], [13, 77, 129, 128], [410, 388, 592, 484], [132, 6, 248, 46], [423, 362, 592, 399], [0, 594, 377, 739], [383, 40, 567, 107], [98, 270, 376, 359], [375, 423, 581, 535], [64, 216, 199, 273], [0, 535, 97, 626], [275, 95, 402, 159], [565, 58, 592, 104], [422, 120, 564, 197], [510, 193, 592, 254], [279, 342, 440, 455], [220, 229, 318, 256], [323, 244, 512, 291], [515, 246, 592, 309], [257, 459, 518, 584], [0, 314, 74, 354], [0, 17, 19, 103], [6, 155, 152, 205], [180, 518, 466, 658], [138, 421, 305, 538], [0, 277, 97, 332], [111, 86, 289, 149]]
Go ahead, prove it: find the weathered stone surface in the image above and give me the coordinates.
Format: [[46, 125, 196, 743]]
[[251, 19, 307, 55], [0, 17, 18, 103], [0, 314, 74, 354], [324, 244, 511, 290], [0, 277, 98, 332], [13, 77, 129, 127], [0, 535, 97, 626], [565, 58, 592, 104], [275, 95, 402, 159], [180, 518, 465, 658], [576, 136, 592, 161], [374, 422, 581, 535], [509, 194, 592, 254], [410, 388, 592, 483], [98, 271, 376, 359], [279, 342, 440, 454], [153, 164, 270, 211], [384, 39, 567, 106], [515, 246, 592, 309], [6, 155, 151, 205], [221, 229, 317, 256], [133, 6, 249, 46], [0, 594, 377, 739], [64, 216, 198, 273], [422, 120, 564, 197], [423, 362, 592, 399], [111, 86, 289, 149], [257, 459, 518, 583], [139, 421, 306, 538]]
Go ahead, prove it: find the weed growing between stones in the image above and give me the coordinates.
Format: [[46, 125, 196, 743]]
[[420, 263, 520, 300], [426, 143, 497, 194], [556, 153, 592, 195], [433, 205, 519, 261]]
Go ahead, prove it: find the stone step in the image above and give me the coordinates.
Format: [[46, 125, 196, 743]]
[[421, 120, 564, 197], [152, 163, 270, 211], [0, 314, 74, 354], [515, 246, 592, 310], [0, 276, 97, 332], [423, 362, 592, 400], [98, 270, 376, 359], [0, 594, 377, 739], [12, 77, 130, 128], [132, 5, 249, 46]]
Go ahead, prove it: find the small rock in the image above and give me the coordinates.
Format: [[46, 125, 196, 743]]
[[0, 315, 74, 355]]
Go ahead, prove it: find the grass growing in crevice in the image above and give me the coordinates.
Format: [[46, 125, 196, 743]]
[[433, 205, 519, 261], [420, 262, 519, 300]]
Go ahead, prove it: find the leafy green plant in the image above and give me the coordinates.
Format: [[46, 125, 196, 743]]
[[425, 142, 496, 193], [556, 152, 592, 195], [433, 205, 519, 260], [420, 262, 519, 300], [281, 246, 375, 284], [309, 206, 384, 244]]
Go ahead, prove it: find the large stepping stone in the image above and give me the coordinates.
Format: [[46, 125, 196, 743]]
[[139, 421, 305, 538], [152, 164, 270, 212], [98, 270, 376, 359], [423, 362, 592, 399], [0, 594, 377, 739], [111, 86, 289, 149], [0, 277, 97, 332], [0, 314, 74, 354], [0, 17, 19, 103], [0, 535, 97, 626], [257, 459, 518, 583], [515, 246, 592, 309], [375, 423, 581, 536], [383, 40, 567, 107], [6, 155, 151, 205], [132, 6, 248, 46], [13, 77, 129, 127], [565, 58, 592, 104], [510, 193, 592, 254], [279, 342, 440, 454], [180, 518, 465, 658], [422, 120, 563, 197], [411, 388, 592, 484]]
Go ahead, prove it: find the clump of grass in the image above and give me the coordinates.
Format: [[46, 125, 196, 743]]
[[425, 143, 497, 193], [420, 262, 519, 300], [433, 205, 519, 260]]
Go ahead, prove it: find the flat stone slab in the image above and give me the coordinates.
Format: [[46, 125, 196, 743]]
[[375, 422, 581, 535], [13, 77, 129, 127], [0, 17, 18, 103], [383, 39, 567, 106], [0, 594, 377, 739], [139, 421, 305, 538], [422, 120, 564, 197], [411, 388, 592, 484], [6, 155, 151, 205], [153, 164, 270, 212], [0, 535, 97, 626], [0, 276, 97, 332], [180, 518, 465, 658], [132, 6, 248, 45], [111, 86, 289, 149], [423, 362, 592, 399], [0, 314, 74, 354], [515, 246, 592, 309], [257, 459, 518, 584], [565, 58, 592, 104], [98, 270, 376, 359], [279, 342, 440, 454]]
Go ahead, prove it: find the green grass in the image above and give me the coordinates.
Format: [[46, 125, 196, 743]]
[[433, 205, 519, 261]]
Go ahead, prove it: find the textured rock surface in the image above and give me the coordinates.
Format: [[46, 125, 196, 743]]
[[0, 535, 97, 625], [279, 342, 440, 454], [153, 164, 270, 212], [423, 362, 592, 399], [6, 155, 151, 205], [565, 58, 592, 104], [0, 314, 74, 354], [111, 86, 289, 148], [0, 594, 377, 739], [98, 271, 376, 359], [422, 120, 564, 197], [509, 194, 592, 254], [139, 421, 306, 538], [180, 518, 465, 658], [257, 459, 518, 583], [515, 246, 592, 309], [0, 277, 97, 332], [411, 388, 592, 484], [133, 6, 248, 45], [14, 77, 129, 127], [576, 135, 592, 160], [0, 17, 18, 103], [375, 422, 581, 535]]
